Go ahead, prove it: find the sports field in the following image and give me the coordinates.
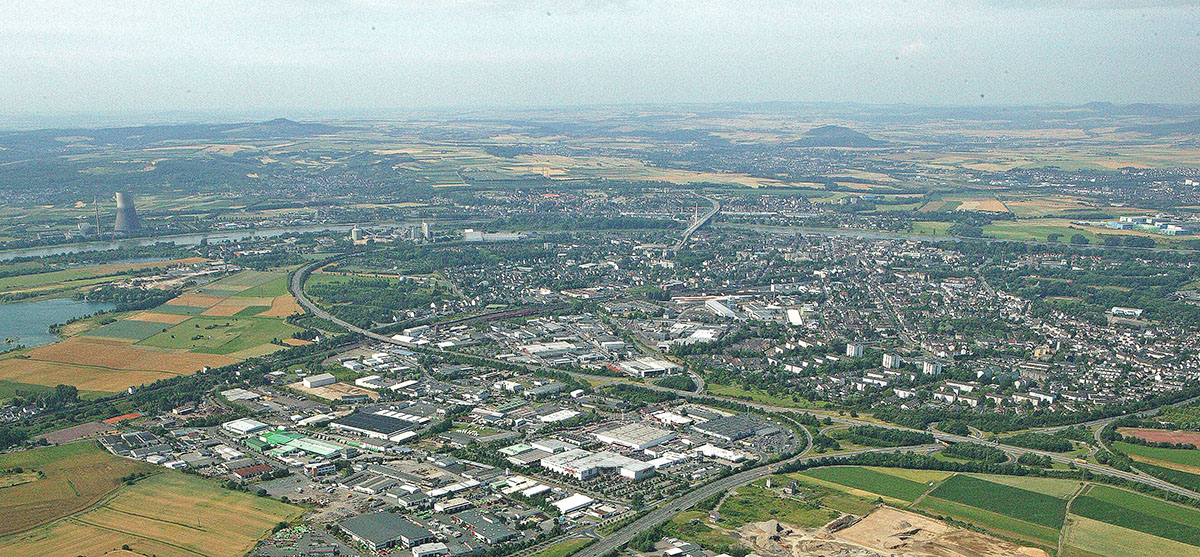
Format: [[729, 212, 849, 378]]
[[0, 466, 300, 557]]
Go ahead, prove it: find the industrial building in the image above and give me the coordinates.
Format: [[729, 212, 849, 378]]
[[609, 357, 681, 378], [540, 449, 656, 481], [303, 373, 336, 388], [691, 414, 775, 442], [221, 418, 270, 436], [339, 512, 436, 550], [704, 299, 738, 319], [330, 411, 416, 440], [593, 423, 676, 450]]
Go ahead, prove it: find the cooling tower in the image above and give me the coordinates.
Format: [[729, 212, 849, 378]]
[[114, 192, 139, 232]]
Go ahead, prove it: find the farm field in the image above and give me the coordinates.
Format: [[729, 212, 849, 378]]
[[1118, 427, 1200, 446], [797, 466, 934, 503], [1061, 514, 1200, 557], [962, 473, 1082, 499], [0, 469, 301, 557], [925, 474, 1068, 529], [1112, 441, 1200, 470], [0, 269, 302, 394], [915, 494, 1062, 547], [1068, 484, 1200, 548], [138, 316, 299, 355], [0, 442, 159, 537], [1131, 461, 1200, 491]]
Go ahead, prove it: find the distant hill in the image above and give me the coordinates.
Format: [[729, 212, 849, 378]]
[[791, 125, 886, 147], [221, 118, 342, 139], [1116, 118, 1200, 136]]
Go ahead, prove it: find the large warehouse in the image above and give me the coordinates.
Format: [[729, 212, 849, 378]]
[[540, 448, 656, 481], [691, 414, 777, 442], [339, 512, 436, 550], [593, 423, 676, 450], [330, 411, 416, 440]]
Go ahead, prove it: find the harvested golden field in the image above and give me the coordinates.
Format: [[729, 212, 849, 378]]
[[128, 312, 191, 324], [0, 443, 159, 537], [258, 295, 302, 318], [281, 338, 312, 346], [0, 358, 176, 392], [958, 198, 1010, 212], [0, 468, 301, 557], [200, 304, 247, 316], [25, 337, 237, 374]]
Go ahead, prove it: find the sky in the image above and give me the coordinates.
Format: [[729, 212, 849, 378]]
[[2, 0, 1199, 123]]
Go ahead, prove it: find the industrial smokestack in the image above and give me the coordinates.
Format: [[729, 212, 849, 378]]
[[114, 192, 139, 232]]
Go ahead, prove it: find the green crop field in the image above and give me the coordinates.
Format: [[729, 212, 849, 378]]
[[799, 466, 933, 502], [1070, 485, 1200, 547], [235, 275, 290, 298], [963, 473, 1082, 499], [916, 494, 1061, 546], [1113, 441, 1200, 468], [717, 484, 838, 528], [82, 318, 171, 340], [926, 474, 1067, 528], [138, 316, 298, 355], [234, 305, 271, 316]]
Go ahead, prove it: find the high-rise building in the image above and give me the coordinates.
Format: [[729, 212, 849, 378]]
[[421, 221, 431, 240], [113, 192, 139, 232], [845, 343, 864, 358], [882, 353, 901, 368]]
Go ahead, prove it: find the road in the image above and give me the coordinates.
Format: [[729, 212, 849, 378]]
[[674, 193, 720, 250]]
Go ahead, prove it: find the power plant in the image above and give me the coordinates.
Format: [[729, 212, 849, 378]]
[[113, 192, 139, 232]]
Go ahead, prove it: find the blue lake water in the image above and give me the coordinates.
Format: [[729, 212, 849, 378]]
[[0, 298, 116, 353]]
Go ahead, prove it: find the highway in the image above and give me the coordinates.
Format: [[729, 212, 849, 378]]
[[674, 193, 720, 250]]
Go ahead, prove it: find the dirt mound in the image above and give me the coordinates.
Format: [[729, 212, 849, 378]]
[[836, 507, 1048, 557]]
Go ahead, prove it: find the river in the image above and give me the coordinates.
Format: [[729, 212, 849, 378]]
[[0, 223, 359, 262], [0, 298, 117, 353]]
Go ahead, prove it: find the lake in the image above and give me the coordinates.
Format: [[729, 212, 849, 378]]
[[0, 298, 116, 353]]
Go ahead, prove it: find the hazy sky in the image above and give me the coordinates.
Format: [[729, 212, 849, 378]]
[[2, 0, 1199, 121]]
